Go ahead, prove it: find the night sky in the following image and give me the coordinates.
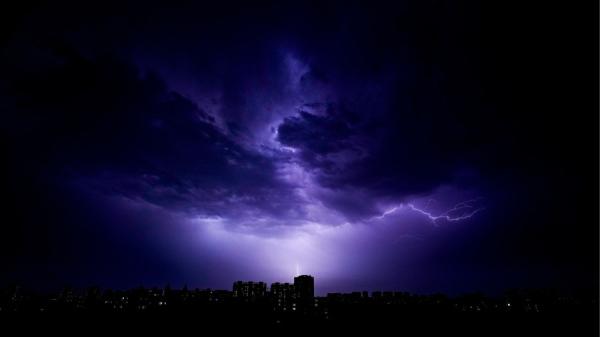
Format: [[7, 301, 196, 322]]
[[0, 1, 596, 295]]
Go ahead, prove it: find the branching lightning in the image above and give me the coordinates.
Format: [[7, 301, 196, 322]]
[[407, 197, 485, 224], [370, 197, 485, 224]]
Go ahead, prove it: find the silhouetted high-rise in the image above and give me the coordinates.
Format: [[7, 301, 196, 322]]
[[270, 282, 295, 312], [294, 275, 314, 313]]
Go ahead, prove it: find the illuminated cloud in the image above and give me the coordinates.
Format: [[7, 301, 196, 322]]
[[1, 0, 592, 295]]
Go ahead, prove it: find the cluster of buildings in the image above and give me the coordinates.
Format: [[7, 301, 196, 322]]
[[0, 276, 592, 318], [233, 275, 314, 314]]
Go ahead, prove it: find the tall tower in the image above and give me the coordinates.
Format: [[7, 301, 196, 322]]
[[293, 275, 314, 314]]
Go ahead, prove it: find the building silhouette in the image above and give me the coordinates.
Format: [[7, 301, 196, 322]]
[[294, 275, 314, 314], [232, 281, 266, 302], [270, 282, 295, 312]]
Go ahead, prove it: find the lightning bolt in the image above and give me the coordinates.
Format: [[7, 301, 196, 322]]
[[372, 206, 400, 220], [370, 197, 484, 224], [407, 197, 484, 224]]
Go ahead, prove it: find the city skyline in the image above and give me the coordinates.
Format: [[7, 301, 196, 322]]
[[2, 278, 593, 331], [3, 273, 593, 307]]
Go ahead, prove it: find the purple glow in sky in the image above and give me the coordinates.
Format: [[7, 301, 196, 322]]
[[99, 51, 485, 293], [2, 0, 594, 296]]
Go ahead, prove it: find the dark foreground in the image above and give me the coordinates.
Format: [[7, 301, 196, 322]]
[[0, 311, 597, 336], [1, 286, 597, 334]]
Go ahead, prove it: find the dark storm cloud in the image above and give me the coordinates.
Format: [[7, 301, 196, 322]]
[[0, 0, 595, 293], [0, 42, 302, 220], [0, 0, 588, 222], [275, 64, 488, 201], [278, 111, 352, 155], [277, 109, 364, 173]]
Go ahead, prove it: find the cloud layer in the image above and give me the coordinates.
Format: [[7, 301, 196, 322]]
[[0, 0, 595, 294]]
